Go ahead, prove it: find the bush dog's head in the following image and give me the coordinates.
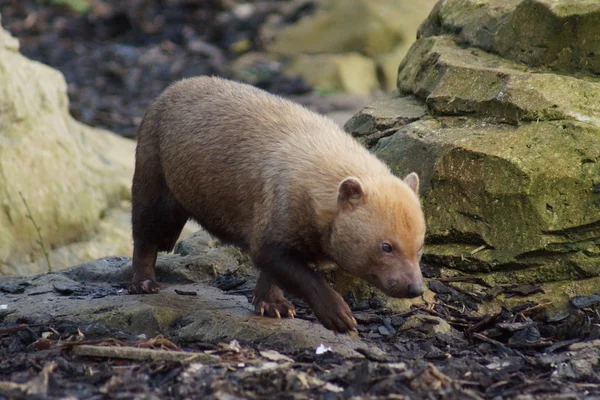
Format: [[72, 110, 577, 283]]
[[327, 172, 426, 298]]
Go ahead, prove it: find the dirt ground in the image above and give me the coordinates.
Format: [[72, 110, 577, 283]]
[[2, 264, 600, 399]]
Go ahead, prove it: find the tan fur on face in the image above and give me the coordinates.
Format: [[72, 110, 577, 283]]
[[325, 175, 425, 296], [368, 178, 426, 258]]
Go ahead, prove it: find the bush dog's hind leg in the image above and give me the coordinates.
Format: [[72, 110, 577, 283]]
[[129, 195, 188, 294], [130, 240, 160, 294], [253, 243, 357, 333], [130, 142, 190, 295], [252, 271, 296, 318]]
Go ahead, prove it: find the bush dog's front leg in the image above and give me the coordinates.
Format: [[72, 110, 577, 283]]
[[252, 271, 296, 319], [254, 244, 357, 333]]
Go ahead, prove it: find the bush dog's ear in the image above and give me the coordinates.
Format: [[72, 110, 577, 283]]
[[403, 172, 420, 194], [338, 177, 363, 207]]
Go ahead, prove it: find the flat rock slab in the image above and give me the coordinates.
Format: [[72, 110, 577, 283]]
[[0, 259, 377, 358]]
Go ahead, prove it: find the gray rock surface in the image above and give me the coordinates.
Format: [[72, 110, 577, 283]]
[[0, 235, 379, 357]]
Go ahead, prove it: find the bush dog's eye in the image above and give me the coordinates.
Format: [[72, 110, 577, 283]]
[[381, 242, 393, 253]]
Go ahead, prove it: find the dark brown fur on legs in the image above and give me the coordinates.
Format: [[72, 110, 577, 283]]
[[254, 244, 357, 333], [252, 271, 296, 319], [129, 126, 189, 294], [129, 195, 188, 294]]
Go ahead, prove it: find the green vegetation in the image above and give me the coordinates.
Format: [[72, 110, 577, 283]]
[[47, 0, 91, 14]]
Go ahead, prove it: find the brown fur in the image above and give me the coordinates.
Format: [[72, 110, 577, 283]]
[[130, 76, 426, 332]]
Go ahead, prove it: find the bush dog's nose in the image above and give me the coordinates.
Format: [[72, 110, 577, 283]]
[[406, 281, 424, 298]]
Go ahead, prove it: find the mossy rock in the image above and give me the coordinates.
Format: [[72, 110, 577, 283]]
[[0, 18, 135, 275], [396, 35, 600, 125], [374, 119, 600, 277], [340, 0, 600, 299], [263, 0, 438, 58], [344, 94, 427, 145], [418, 0, 600, 75], [284, 53, 379, 95]]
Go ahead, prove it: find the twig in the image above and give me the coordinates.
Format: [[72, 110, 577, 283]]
[[508, 341, 552, 349], [467, 312, 501, 335], [472, 332, 506, 348], [516, 302, 551, 315], [0, 324, 37, 336], [72, 344, 218, 363], [19, 192, 52, 272], [469, 245, 487, 255]]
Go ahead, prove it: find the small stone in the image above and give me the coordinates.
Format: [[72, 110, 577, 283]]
[[232, 3, 255, 20], [0, 283, 24, 294], [82, 322, 112, 338], [390, 315, 406, 328], [53, 283, 78, 295], [377, 326, 391, 336], [368, 296, 386, 309], [570, 294, 600, 309], [398, 315, 453, 338]]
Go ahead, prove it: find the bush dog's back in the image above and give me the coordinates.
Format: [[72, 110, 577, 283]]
[[130, 76, 426, 333]]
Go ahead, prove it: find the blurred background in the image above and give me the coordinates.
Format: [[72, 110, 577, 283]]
[[0, 0, 436, 137]]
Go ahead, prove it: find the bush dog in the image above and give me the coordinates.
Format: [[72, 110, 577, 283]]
[[130, 77, 426, 333]]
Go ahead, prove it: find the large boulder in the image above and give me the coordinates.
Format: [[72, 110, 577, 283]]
[[418, 0, 600, 75], [263, 0, 427, 58], [284, 52, 379, 95], [344, 0, 600, 301], [261, 0, 438, 93], [0, 18, 135, 275]]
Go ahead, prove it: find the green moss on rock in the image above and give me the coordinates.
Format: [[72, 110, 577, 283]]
[[0, 20, 135, 275], [397, 36, 600, 125], [419, 0, 600, 75], [373, 119, 600, 275]]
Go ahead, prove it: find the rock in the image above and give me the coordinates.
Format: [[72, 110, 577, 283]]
[[539, 346, 600, 381], [398, 315, 453, 338], [0, 21, 135, 275], [263, 0, 437, 58], [397, 36, 600, 125], [569, 294, 600, 310], [64, 239, 247, 286], [343, 0, 600, 300], [377, 43, 413, 91], [375, 119, 600, 282], [344, 94, 427, 145], [418, 0, 600, 75], [228, 52, 283, 86], [325, 111, 357, 128], [0, 253, 378, 358], [496, 277, 600, 315], [261, 0, 437, 94], [21, 204, 133, 274], [284, 53, 379, 95], [174, 229, 216, 256]]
